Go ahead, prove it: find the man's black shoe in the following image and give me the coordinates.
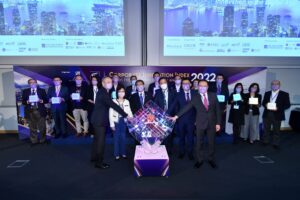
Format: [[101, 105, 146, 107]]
[[95, 163, 110, 169], [188, 154, 194, 160], [178, 154, 184, 159], [194, 161, 204, 169], [208, 160, 218, 169], [273, 144, 280, 150]]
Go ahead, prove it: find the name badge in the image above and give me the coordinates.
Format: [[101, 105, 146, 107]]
[[29, 95, 39, 103], [217, 95, 225, 103], [71, 93, 80, 100], [249, 97, 258, 105], [267, 102, 277, 110], [111, 91, 116, 99], [233, 105, 239, 110], [233, 94, 242, 102], [51, 97, 61, 104]]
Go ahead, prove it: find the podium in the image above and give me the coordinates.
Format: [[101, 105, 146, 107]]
[[134, 145, 169, 177]]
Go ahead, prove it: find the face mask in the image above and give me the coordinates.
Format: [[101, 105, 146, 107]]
[[113, 78, 119, 83], [137, 85, 144, 92], [175, 79, 181, 85], [30, 83, 37, 89], [251, 88, 257, 93], [199, 86, 208, 94], [160, 83, 168, 90], [216, 79, 223, 84], [236, 88, 242, 93], [131, 80, 137, 86], [106, 83, 113, 90], [75, 80, 82, 85], [118, 92, 125, 98], [272, 85, 280, 91], [154, 77, 160, 82], [193, 83, 198, 88], [182, 84, 190, 91], [54, 81, 61, 86], [92, 80, 98, 86]]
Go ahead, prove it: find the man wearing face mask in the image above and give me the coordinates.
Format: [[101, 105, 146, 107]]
[[168, 78, 196, 160], [125, 75, 137, 99], [209, 74, 229, 133], [47, 76, 69, 138], [109, 73, 124, 99], [262, 80, 290, 149], [91, 77, 131, 169], [70, 75, 89, 137], [154, 77, 176, 154], [130, 80, 151, 114], [171, 75, 183, 93], [22, 79, 48, 145], [148, 72, 161, 98], [170, 80, 221, 169]]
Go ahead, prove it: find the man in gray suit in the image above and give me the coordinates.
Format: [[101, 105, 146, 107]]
[[171, 80, 221, 169]]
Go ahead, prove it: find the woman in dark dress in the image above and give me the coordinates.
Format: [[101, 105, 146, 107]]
[[228, 83, 246, 144]]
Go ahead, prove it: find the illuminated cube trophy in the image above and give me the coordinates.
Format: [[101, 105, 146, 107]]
[[127, 101, 175, 177]]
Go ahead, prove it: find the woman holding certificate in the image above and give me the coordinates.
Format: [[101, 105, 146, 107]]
[[228, 83, 246, 144], [241, 83, 262, 144]]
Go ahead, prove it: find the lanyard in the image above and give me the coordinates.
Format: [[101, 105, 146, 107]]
[[271, 93, 279, 101]]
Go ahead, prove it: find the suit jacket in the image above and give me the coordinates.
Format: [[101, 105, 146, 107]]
[[22, 87, 48, 119], [177, 92, 221, 130], [47, 85, 69, 112], [228, 93, 246, 125], [154, 88, 176, 115], [244, 93, 262, 115], [148, 82, 160, 98], [129, 91, 152, 114], [69, 83, 88, 110], [91, 87, 128, 127], [262, 90, 291, 121], [168, 90, 196, 124], [125, 85, 137, 99], [209, 82, 229, 110]]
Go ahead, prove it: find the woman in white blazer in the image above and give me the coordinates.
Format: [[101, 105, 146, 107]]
[[109, 86, 133, 160]]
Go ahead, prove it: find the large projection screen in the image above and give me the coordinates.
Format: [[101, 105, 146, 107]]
[[0, 0, 141, 65], [148, 0, 300, 66]]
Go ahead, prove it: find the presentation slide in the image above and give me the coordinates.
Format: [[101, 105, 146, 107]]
[[164, 0, 300, 57], [0, 0, 124, 56]]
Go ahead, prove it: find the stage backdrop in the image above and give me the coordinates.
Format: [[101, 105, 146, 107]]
[[13, 66, 267, 139]]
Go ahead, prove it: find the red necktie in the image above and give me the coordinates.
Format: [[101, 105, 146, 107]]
[[203, 94, 209, 111]]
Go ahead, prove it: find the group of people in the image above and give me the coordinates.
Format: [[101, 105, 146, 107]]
[[22, 72, 291, 170]]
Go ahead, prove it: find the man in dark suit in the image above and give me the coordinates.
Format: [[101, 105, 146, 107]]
[[148, 72, 161, 98], [209, 73, 229, 133], [125, 75, 137, 99], [91, 77, 130, 169], [171, 80, 221, 169], [154, 77, 176, 154], [262, 80, 290, 149], [168, 78, 196, 160], [109, 73, 124, 99], [170, 75, 183, 93], [22, 79, 48, 145], [129, 80, 151, 114], [47, 76, 69, 138]]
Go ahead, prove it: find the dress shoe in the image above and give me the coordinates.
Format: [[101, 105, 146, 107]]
[[62, 134, 68, 138], [40, 140, 50, 145], [54, 134, 61, 139], [194, 161, 204, 169], [30, 142, 39, 147], [178, 154, 184, 159], [208, 160, 218, 169], [122, 155, 127, 159], [272, 144, 280, 150], [115, 156, 120, 161], [95, 163, 110, 169], [262, 142, 269, 146]]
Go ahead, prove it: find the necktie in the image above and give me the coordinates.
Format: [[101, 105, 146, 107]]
[[163, 90, 168, 111], [186, 92, 190, 102], [31, 89, 37, 108], [217, 84, 221, 95], [203, 94, 209, 111], [139, 93, 144, 108]]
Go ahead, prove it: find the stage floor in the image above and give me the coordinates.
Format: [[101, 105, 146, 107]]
[[0, 132, 299, 200]]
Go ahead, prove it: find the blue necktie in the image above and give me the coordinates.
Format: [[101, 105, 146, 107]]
[[139, 93, 144, 108]]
